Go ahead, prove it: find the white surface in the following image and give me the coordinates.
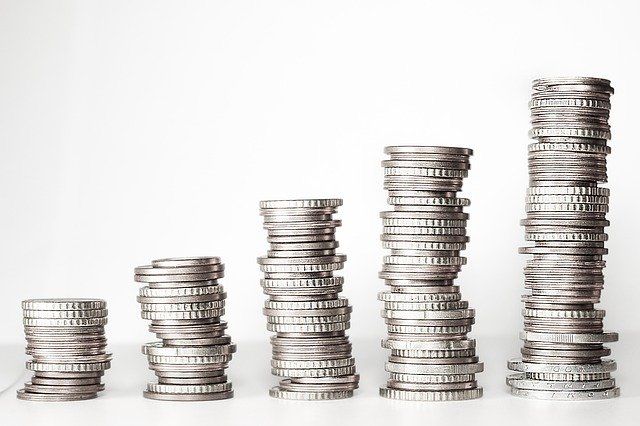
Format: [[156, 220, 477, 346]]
[[1, 336, 639, 426], [1, 0, 640, 424]]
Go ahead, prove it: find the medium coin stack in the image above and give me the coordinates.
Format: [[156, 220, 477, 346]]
[[18, 298, 111, 402], [258, 199, 359, 400], [507, 77, 620, 400], [134, 256, 235, 401], [378, 146, 483, 402]]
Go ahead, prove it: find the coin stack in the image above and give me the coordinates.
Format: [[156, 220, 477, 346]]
[[133, 256, 235, 401], [507, 77, 620, 400], [378, 146, 483, 402], [258, 199, 359, 400], [17, 299, 111, 402]]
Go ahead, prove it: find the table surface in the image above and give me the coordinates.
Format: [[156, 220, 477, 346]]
[[1, 334, 638, 426]]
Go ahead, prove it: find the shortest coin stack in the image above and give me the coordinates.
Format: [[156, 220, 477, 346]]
[[134, 256, 235, 401], [18, 299, 112, 402]]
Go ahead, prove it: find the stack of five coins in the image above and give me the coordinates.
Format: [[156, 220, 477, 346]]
[[379, 146, 483, 401], [134, 256, 235, 401], [507, 77, 620, 400], [259, 199, 359, 400], [18, 299, 111, 401]]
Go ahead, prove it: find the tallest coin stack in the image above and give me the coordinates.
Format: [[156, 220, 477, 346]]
[[507, 77, 620, 400], [378, 146, 483, 401]]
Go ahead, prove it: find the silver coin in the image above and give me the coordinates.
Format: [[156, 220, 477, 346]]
[[143, 390, 233, 401], [509, 386, 619, 400], [16, 388, 97, 402], [269, 387, 353, 400], [380, 387, 482, 401]]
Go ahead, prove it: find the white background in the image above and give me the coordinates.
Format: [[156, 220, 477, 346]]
[[1, 1, 639, 424]]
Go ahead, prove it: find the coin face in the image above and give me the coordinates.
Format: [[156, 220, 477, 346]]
[[506, 77, 619, 399]]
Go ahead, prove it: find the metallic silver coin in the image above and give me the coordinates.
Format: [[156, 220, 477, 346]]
[[142, 342, 236, 356], [143, 390, 233, 401], [278, 379, 358, 392], [16, 388, 97, 402], [388, 373, 475, 384], [519, 330, 618, 344], [271, 365, 357, 378], [381, 309, 474, 320], [269, 387, 353, 400], [151, 256, 221, 268], [387, 380, 477, 391], [386, 362, 484, 375], [22, 299, 106, 311], [34, 371, 104, 379], [380, 387, 482, 401], [260, 199, 343, 209], [135, 264, 224, 276], [509, 386, 619, 400], [30, 376, 102, 386], [507, 358, 616, 373], [158, 375, 228, 385], [146, 382, 232, 394], [26, 360, 111, 373], [135, 271, 225, 283], [23, 382, 105, 394], [290, 374, 360, 384], [507, 374, 616, 391]]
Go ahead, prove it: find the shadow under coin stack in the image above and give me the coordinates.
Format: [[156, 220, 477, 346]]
[[18, 299, 111, 401], [133, 256, 235, 401], [507, 77, 620, 400], [258, 199, 359, 400], [379, 146, 483, 401]]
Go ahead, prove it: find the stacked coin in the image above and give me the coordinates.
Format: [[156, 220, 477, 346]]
[[134, 256, 235, 401], [378, 146, 483, 401], [507, 77, 620, 400], [18, 299, 111, 401], [258, 199, 359, 400]]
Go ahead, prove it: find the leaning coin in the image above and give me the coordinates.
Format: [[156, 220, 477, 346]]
[[507, 374, 615, 391], [151, 256, 221, 268], [507, 358, 616, 373], [269, 387, 353, 400], [16, 389, 97, 402], [519, 330, 618, 343], [135, 264, 224, 275], [23, 382, 104, 394]]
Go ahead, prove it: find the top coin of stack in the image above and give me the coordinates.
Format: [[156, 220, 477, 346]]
[[379, 146, 483, 402], [258, 199, 359, 400], [134, 256, 235, 401], [18, 298, 112, 402], [507, 77, 620, 400]]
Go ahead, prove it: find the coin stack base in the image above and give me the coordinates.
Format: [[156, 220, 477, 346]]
[[259, 199, 359, 400], [18, 299, 111, 402], [379, 146, 483, 401], [134, 256, 235, 401], [507, 77, 619, 400]]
